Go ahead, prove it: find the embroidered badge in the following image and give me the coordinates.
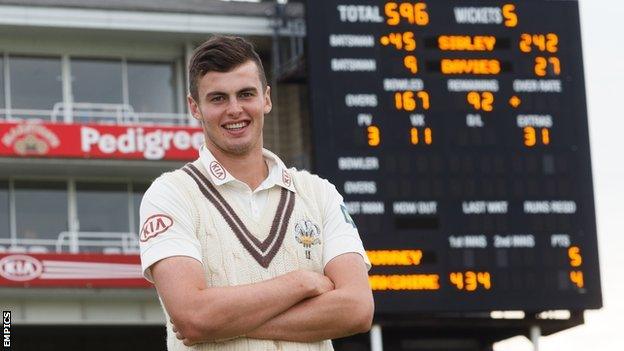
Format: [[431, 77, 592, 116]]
[[140, 214, 174, 242], [209, 161, 226, 180], [282, 170, 292, 187], [294, 219, 321, 259]]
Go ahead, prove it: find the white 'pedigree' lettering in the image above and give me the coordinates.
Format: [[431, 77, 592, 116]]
[[80, 127, 204, 160]]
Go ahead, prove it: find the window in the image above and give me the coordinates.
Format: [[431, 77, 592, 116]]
[[128, 61, 177, 113], [3, 54, 182, 122], [76, 182, 129, 232], [71, 58, 123, 104], [9, 56, 62, 110], [132, 182, 150, 233], [0, 181, 9, 239], [14, 180, 68, 241]]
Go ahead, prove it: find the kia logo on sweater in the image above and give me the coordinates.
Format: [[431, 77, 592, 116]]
[[141, 214, 174, 242]]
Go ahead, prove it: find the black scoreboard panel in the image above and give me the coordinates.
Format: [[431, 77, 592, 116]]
[[306, 0, 602, 313]]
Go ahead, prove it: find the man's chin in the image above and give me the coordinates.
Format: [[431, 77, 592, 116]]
[[220, 142, 254, 156], [207, 135, 260, 157]]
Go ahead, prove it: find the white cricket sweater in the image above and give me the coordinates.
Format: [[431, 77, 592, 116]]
[[161, 160, 334, 351]]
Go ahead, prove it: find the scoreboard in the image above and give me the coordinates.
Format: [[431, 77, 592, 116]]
[[306, 0, 602, 313]]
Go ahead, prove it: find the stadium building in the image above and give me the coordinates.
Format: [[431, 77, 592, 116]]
[[0, 1, 600, 350], [0, 1, 310, 349]]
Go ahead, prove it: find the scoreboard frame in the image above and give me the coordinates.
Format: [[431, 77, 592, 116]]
[[305, 0, 602, 315]]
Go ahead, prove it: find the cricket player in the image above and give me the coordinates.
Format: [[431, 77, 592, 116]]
[[139, 35, 373, 350]]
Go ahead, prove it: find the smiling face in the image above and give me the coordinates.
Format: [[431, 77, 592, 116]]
[[188, 60, 272, 158]]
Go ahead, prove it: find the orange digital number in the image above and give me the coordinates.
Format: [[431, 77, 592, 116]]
[[535, 56, 561, 76], [410, 127, 432, 145], [385, 2, 429, 26], [477, 272, 492, 289], [524, 127, 537, 147], [467, 91, 494, 112], [385, 2, 400, 25], [418, 91, 430, 109], [395, 91, 430, 111], [380, 32, 416, 51], [568, 246, 582, 267], [396, 91, 416, 111], [541, 128, 550, 145], [367, 125, 380, 147], [523, 127, 551, 147], [570, 271, 584, 288], [404, 55, 418, 74], [520, 33, 558, 53], [450, 271, 491, 291], [465, 271, 478, 291], [502, 4, 518, 27], [546, 33, 559, 52], [450, 272, 464, 289]]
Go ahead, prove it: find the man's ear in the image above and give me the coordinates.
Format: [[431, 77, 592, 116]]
[[263, 86, 273, 114], [188, 94, 202, 121]]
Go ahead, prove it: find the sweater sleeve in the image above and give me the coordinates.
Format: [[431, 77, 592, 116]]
[[139, 173, 203, 283], [300, 172, 371, 271]]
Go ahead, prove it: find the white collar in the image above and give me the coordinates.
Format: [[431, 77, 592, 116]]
[[198, 145, 296, 193]]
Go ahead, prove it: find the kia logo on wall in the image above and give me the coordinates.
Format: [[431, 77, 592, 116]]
[[0, 255, 43, 281]]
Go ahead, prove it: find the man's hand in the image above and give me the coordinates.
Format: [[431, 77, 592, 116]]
[[172, 319, 195, 346], [298, 269, 335, 295], [167, 269, 335, 345], [247, 253, 373, 342]]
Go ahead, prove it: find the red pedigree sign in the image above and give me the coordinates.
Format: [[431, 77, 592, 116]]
[[0, 121, 204, 161], [0, 253, 151, 288]]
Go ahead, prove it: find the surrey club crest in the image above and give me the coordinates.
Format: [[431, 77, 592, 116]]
[[294, 219, 321, 259]]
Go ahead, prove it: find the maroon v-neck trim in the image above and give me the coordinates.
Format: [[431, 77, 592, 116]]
[[182, 163, 295, 268]]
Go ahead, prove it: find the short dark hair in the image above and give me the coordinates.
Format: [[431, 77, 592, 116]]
[[188, 35, 267, 102]]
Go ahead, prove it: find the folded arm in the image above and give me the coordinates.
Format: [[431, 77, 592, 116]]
[[152, 256, 333, 346], [246, 252, 374, 342]]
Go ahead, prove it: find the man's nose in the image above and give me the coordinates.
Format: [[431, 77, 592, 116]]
[[226, 98, 243, 115]]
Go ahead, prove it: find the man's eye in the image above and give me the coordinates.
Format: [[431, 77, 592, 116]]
[[240, 92, 254, 98], [211, 96, 225, 102]]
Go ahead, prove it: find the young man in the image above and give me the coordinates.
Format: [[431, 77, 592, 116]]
[[139, 36, 373, 350]]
